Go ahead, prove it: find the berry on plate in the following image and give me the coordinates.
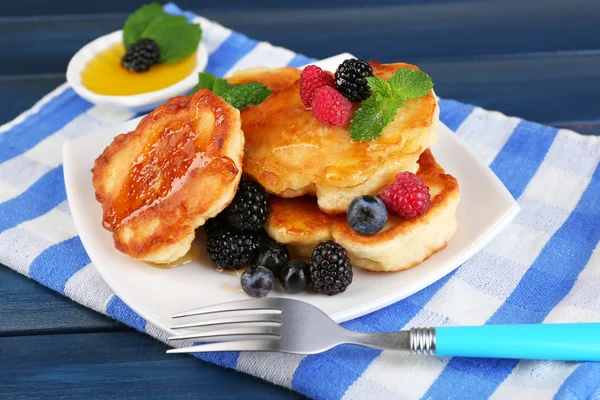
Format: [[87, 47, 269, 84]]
[[300, 65, 335, 108], [280, 260, 311, 293], [206, 228, 260, 270], [204, 215, 228, 236], [380, 171, 430, 218], [224, 180, 269, 231], [311, 86, 352, 126], [309, 241, 353, 295], [257, 241, 290, 277], [347, 195, 388, 235], [335, 58, 374, 102], [121, 38, 161, 72], [241, 266, 275, 297]]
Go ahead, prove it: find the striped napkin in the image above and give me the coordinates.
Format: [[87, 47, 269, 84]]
[[2, 3, 600, 399]]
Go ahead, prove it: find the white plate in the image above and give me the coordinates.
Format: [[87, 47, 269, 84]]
[[63, 55, 519, 333], [66, 30, 208, 113]]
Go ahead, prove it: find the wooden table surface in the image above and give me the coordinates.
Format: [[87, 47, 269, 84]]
[[1, 1, 599, 398]]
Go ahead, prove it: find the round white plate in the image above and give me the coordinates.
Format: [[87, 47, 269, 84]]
[[63, 55, 519, 334]]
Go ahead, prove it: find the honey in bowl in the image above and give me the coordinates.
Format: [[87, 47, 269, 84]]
[[81, 42, 196, 96]]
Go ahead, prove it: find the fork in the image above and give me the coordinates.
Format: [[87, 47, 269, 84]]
[[166, 298, 600, 361]]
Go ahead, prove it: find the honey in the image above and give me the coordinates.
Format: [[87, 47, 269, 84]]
[[103, 119, 212, 230], [81, 42, 196, 96], [146, 243, 202, 269]]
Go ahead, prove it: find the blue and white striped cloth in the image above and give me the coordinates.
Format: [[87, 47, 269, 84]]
[[1, 3, 600, 399]]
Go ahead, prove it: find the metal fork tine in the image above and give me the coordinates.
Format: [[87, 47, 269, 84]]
[[167, 339, 276, 354], [168, 326, 280, 341], [172, 298, 283, 319], [171, 313, 282, 330]]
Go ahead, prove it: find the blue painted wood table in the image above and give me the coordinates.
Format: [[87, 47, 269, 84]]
[[1, 1, 599, 398]]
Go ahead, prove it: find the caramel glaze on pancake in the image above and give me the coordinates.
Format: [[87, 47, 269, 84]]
[[92, 89, 244, 263], [240, 61, 439, 214], [266, 150, 459, 272]]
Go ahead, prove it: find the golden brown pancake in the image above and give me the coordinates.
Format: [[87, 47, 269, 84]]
[[266, 150, 459, 272], [92, 89, 244, 263], [227, 67, 301, 92], [240, 61, 439, 214]]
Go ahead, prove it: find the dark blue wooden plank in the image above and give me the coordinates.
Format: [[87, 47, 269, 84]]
[[210, 0, 600, 64], [1, 54, 599, 129], [555, 122, 600, 136], [0, 74, 63, 126], [0, 332, 302, 400], [0, 265, 124, 336], [419, 53, 600, 127], [0, 0, 485, 17], [1, 0, 599, 75]]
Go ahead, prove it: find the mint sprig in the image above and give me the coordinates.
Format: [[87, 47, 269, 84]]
[[191, 72, 272, 110], [123, 3, 164, 48], [194, 72, 233, 96], [222, 83, 272, 110], [142, 15, 202, 64], [389, 69, 434, 101], [349, 68, 433, 141], [123, 3, 202, 64]]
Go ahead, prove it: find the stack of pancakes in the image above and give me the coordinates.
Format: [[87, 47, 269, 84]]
[[231, 62, 460, 272], [92, 61, 459, 271]]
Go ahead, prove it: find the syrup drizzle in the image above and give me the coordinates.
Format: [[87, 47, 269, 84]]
[[104, 121, 212, 231]]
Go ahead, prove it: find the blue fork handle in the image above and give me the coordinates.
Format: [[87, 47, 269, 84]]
[[435, 323, 600, 361]]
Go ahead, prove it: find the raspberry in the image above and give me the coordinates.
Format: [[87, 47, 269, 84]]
[[300, 65, 335, 108], [380, 171, 430, 218], [311, 86, 352, 126]]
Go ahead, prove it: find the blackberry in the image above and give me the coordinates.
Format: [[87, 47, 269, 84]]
[[206, 229, 260, 270], [335, 58, 374, 102], [204, 215, 228, 236], [121, 38, 161, 72], [224, 181, 269, 231], [309, 241, 353, 295]]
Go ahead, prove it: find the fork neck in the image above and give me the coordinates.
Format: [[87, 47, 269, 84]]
[[340, 329, 412, 352], [340, 328, 436, 354]]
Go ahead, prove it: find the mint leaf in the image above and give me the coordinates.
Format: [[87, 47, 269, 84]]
[[190, 72, 271, 110], [191, 72, 232, 96], [213, 79, 233, 97], [193, 72, 218, 92], [349, 96, 399, 141], [123, 3, 165, 48], [350, 68, 433, 141], [366, 76, 392, 98], [222, 82, 272, 110], [142, 14, 202, 64], [388, 68, 433, 100]]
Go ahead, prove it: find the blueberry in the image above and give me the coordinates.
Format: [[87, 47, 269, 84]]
[[347, 195, 388, 235], [257, 241, 290, 277], [241, 266, 274, 298], [280, 260, 310, 293]]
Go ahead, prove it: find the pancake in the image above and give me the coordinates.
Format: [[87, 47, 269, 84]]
[[92, 89, 244, 264], [265, 150, 459, 272], [241, 61, 439, 214], [227, 67, 301, 92]]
